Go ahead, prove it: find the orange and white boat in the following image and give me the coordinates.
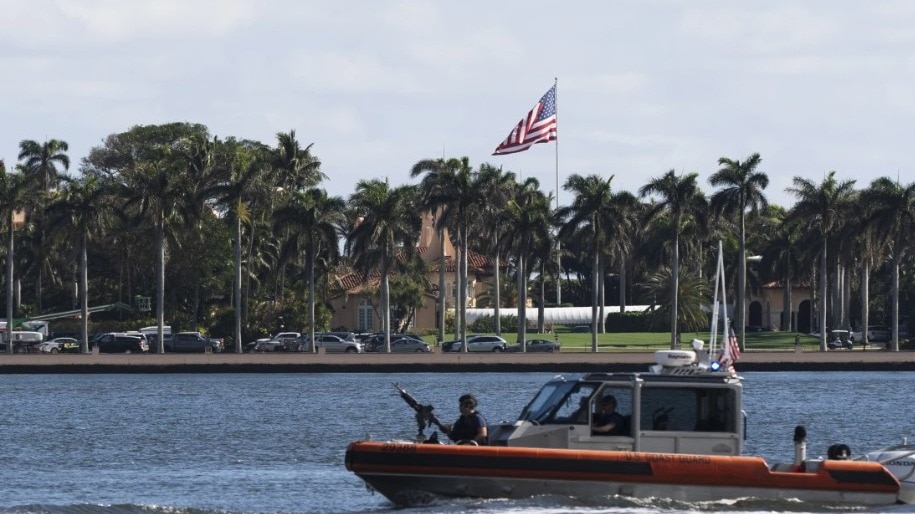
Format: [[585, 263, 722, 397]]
[[346, 245, 907, 506], [345, 347, 905, 507]]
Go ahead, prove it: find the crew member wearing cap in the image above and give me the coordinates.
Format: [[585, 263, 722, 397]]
[[443, 394, 488, 444]]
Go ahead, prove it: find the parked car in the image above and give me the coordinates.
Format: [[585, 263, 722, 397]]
[[165, 332, 224, 353], [252, 338, 294, 352], [571, 325, 592, 333], [364, 333, 424, 352], [506, 338, 561, 353], [96, 333, 148, 353], [448, 335, 507, 352], [38, 337, 81, 354], [307, 333, 363, 353], [852, 325, 890, 344], [389, 338, 431, 353], [441, 340, 460, 352]]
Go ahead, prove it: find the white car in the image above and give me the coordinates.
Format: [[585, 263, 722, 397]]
[[450, 335, 507, 352], [38, 337, 79, 354], [299, 333, 363, 353]]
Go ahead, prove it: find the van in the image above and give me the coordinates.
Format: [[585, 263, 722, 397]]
[[0, 331, 45, 352]]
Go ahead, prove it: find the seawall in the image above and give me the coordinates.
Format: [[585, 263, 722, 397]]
[[1, 349, 914, 373]]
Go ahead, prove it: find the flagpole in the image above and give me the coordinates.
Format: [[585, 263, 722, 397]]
[[554, 77, 561, 306]]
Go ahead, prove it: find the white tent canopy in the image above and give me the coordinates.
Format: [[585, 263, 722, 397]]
[[462, 306, 651, 325]]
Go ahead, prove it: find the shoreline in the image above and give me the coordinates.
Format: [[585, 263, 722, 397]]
[[2, 349, 915, 373]]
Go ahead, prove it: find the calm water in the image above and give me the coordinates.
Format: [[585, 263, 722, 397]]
[[1, 371, 914, 514]]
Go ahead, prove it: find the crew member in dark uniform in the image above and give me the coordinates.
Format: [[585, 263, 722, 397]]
[[592, 395, 627, 435], [444, 394, 488, 444]]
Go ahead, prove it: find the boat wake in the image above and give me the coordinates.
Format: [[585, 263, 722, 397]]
[[383, 493, 906, 514]]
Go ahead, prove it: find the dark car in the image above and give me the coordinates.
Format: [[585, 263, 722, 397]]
[[571, 325, 592, 333], [96, 333, 148, 353], [364, 333, 424, 352], [165, 332, 224, 353], [506, 338, 561, 353]]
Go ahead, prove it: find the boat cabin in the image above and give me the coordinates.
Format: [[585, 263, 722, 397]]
[[489, 350, 744, 456]]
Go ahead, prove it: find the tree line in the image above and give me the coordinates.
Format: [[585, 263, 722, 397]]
[[2, 122, 914, 354]]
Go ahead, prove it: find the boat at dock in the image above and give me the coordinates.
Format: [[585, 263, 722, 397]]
[[345, 345, 909, 507]]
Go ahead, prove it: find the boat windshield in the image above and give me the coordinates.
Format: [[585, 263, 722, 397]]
[[517, 379, 577, 424]]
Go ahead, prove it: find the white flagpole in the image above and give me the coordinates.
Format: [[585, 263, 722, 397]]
[[554, 77, 561, 306]]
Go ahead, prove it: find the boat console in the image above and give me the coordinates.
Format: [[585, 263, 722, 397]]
[[489, 347, 744, 456]]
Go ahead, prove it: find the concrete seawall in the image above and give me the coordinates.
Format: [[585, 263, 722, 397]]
[[2, 349, 915, 373]]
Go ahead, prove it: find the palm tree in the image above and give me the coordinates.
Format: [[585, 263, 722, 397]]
[[273, 130, 325, 192], [18, 138, 70, 312], [639, 170, 708, 349], [759, 210, 803, 332], [410, 157, 459, 344], [501, 178, 551, 349], [43, 175, 114, 352], [17, 139, 70, 192], [475, 163, 516, 337], [411, 157, 484, 349], [861, 177, 915, 352], [785, 172, 856, 351], [557, 174, 621, 351], [347, 180, 421, 353], [208, 141, 274, 351], [120, 153, 191, 353], [709, 153, 769, 350], [273, 188, 345, 352], [604, 191, 640, 316], [0, 161, 30, 353]]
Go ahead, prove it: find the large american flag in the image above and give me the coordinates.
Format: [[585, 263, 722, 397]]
[[719, 327, 742, 373], [493, 85, 558, 155]]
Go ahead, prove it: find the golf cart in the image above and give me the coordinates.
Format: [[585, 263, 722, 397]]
[[828, 329, 854, 350]]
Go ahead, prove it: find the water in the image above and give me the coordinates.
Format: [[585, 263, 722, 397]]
[[1, 371, 914, 514]]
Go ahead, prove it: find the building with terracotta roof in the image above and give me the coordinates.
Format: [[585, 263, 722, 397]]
[[326, 212, 494, 333]]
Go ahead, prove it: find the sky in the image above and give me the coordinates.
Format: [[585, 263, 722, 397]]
[[2, 0, 915, 209]]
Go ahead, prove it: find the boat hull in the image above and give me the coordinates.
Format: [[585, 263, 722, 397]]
[[345, 441, 900, 506], [865, 445, 915, 504]]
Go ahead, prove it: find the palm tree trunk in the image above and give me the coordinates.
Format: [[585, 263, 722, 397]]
[[156, 216, 166, 354], [460, 225, 469, 352], [591, 243, 599, 352], [670, 233, 680, 349], [538, 260, 546, 333], [80, 232, 89, 354], [781, 272, 791, 332], [619, 256, 627, 313], [382, 265, 392, 353], [738, 210, 746, 351], [517, 254, 526, 350], [244, 220, 256, 327], [493, 251, 501, 336], [307, 245, 317, 354], [6, 221, 14, 354], [891, 255, 899, 352], [234, 217, 242, 353], [818, 241, 827, 351], [861, 258, 870, 344], [598, 255, 605, 334], [438, 228, 445, 344]]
